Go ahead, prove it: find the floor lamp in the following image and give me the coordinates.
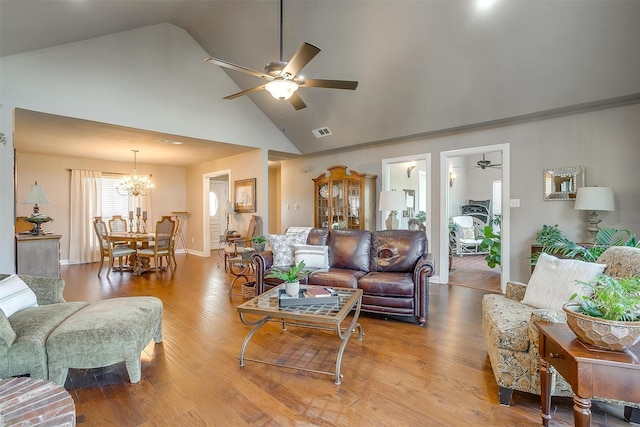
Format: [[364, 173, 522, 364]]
[[220, 201, 235, 235]]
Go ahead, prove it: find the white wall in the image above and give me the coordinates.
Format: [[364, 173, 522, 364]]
[[0, 23, 298, 272], [279, 103, 640, 283]]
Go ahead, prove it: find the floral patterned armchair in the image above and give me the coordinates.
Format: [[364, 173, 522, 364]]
[[482, 246, 640, 421]]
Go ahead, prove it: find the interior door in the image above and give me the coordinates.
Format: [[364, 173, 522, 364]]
[[209, 179, 228, 246]]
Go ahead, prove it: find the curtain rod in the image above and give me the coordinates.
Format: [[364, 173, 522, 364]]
[[66, 168, 124, 175]]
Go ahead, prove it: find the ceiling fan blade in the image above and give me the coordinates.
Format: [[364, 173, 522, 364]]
[[289, 92, 307, 110], [281, 42, 321, 77], [298, 78, 359, 90], [223, 84, 267, 100], [204, 57, 271, 80]]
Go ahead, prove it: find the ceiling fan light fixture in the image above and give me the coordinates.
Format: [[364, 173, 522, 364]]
[[265, 79, 298, 100]]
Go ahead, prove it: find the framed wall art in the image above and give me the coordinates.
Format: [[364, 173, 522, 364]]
[[234, 178, 256, 213]]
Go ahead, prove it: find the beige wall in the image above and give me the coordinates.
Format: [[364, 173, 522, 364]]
[[186, 149, 266, 256], [278, 103, 640, 283], [16, 152, 187, 263]]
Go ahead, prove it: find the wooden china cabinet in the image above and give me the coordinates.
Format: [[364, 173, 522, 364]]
[[312, 165, 377, 231]]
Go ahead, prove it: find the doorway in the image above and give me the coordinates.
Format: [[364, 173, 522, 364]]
[[202, 170, 231, 256], [440, 144, 510, 293], [381, 154, 432, 241]]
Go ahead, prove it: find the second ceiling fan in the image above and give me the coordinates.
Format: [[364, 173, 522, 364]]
[[204, 0, 358, 110]]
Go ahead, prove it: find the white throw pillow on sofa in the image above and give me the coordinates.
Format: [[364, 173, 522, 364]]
[[294, 244, 329, 269], [521, 252, 606, 310], [0, 274, 38, 317], [269, 232, 308, 268]]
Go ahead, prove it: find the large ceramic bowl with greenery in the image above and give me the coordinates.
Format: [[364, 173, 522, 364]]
[[563, 274, 640, 351], [563, 303, 640, 351]]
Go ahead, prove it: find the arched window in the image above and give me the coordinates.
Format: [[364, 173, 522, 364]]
[[209, 191, 219, 217]]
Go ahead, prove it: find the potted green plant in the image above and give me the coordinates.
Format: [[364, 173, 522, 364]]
[[563, 274, 640, 351], [531, 225, 639, 265], [250, 235, 267, 252], [266, 260, 310, 296]]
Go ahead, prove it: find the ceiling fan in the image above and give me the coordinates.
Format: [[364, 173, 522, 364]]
[[204, 0, 358, 110], [475, 154, 502, 170]]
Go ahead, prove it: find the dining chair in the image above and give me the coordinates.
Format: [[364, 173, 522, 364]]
[[108, 215, 130, 248], [93, 217, 137, 277], [138, 216, 176, 275], [108, 215, 128, 233]]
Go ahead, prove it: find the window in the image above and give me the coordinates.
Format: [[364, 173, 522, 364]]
[[209, 191, 219, 217], [101, 175, 129, 219]]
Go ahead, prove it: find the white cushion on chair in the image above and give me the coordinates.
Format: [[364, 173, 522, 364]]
[[521, 253, 606, 310]]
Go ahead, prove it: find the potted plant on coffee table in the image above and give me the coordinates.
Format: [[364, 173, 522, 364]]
[[563, 274, 640, 351], [266, 260, 310, 297]]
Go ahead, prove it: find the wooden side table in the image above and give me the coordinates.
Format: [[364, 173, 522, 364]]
[[536, 321, 640, 427]]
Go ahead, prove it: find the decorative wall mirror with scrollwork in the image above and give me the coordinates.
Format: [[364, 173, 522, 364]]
[[543, 166, 585, 201]]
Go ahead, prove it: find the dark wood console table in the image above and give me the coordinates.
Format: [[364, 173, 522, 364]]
[[536, 321, 640, 427]]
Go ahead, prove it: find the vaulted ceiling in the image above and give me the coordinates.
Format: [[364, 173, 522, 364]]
[[2, 0, 638, 165]]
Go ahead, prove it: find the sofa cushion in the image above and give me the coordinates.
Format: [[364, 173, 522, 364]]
[[3, 301, 88, 380], [308, 269, 364, 288], [294, 244, 329, 269], [328, 229, 371, 272], [370, 230, 426, 272], [268, 232, 308, 268], [307, 228, 330, 246], [358, 272, 415, 297], [521, 252, 606, 310], [482, 294, 534, 352], [0, 275, 38, 318]]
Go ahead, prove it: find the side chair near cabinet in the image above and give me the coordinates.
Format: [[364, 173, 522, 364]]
[[138, 216, 176, 275], [93, 217, 137, 277]]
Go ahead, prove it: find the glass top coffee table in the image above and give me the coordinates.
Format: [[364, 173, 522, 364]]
[[237, 285, 363, 384]]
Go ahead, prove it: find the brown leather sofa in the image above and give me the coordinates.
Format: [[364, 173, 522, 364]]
[[252, 228, 435, 326]]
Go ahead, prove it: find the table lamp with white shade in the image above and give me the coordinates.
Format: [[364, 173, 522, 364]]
[[574, 186, 615, 242], [23, 181, 52, 235], [378, 190, 406, 230]]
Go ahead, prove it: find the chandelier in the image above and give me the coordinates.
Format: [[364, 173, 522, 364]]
[[117, 150, 153, 197]]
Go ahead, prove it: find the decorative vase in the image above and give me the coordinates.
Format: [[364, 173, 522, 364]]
[[252, 242, 265, 252], [285, 281, 300, 297], [385, 211, 399, 230], [562, 303, 640, 351]]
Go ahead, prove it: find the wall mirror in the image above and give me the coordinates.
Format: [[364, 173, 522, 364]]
[[543, 166, 585, 201]]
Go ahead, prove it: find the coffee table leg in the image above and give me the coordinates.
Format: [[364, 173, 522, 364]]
[[540, 358, 552, 427], [334, 296, 363, 385], [238, 316, 270, 367]]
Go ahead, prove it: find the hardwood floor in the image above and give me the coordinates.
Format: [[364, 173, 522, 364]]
[[58, 253, 629, 426], [448, 254, 501, 293]]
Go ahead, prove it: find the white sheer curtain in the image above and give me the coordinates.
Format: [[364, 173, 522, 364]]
[[69, 170, 102, 264]]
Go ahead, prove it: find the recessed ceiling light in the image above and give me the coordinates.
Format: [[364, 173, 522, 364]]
[[159, 139, 183, 145], [476, 0, 497, 11]]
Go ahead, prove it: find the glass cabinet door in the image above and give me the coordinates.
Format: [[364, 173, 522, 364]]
[[346, 180, 361, 229], [317, 183, 330, 228]]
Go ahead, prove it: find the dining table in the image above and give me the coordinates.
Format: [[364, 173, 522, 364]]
[[107, 232, 154, 275]]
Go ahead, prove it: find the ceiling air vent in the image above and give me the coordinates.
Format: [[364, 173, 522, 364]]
[[312, 127, 333, 138]]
